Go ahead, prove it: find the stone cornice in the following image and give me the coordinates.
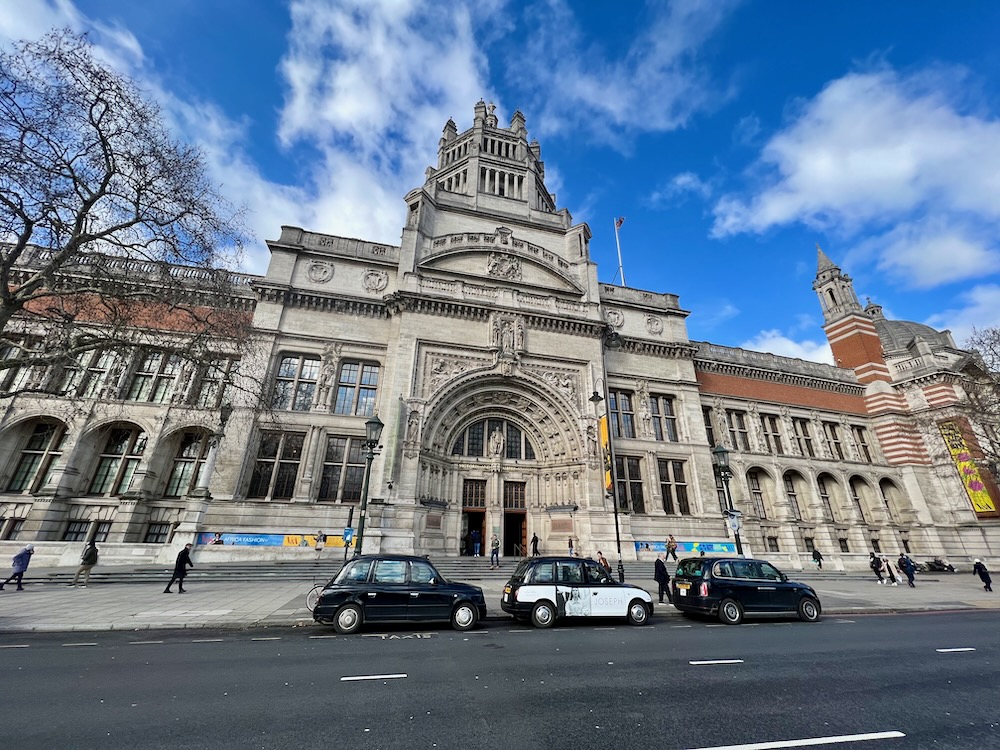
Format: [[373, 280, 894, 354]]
[[695, 358, 866, 396], [254, 283, 389, 318]]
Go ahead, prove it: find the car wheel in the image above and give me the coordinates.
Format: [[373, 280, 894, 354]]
[[626, 599, 649, 626], [797, 596, 821, 622], [531, 600, 556, 628], [333, 603, 363, 634], [718, 598, 743, 625], [451, 602, 478, 631]]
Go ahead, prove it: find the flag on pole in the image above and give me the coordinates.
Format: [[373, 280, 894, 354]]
[[615, 216, 626, 230]]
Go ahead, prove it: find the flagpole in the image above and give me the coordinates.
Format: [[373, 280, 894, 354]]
[[613, 217, 626, 287]]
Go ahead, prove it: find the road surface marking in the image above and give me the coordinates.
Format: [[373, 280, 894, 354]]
[[129, 640, 164, 645], [671, 625, 693, 629], [685, 730, 905, 749], [835, 619, 855, 623], [340, 673, 407, 682], [191, 638, 224, 643], [689, 659, 744, 666], [309, 635, 338, 639], [594, 627, 617, 631], [936, 647, 976, 653], [62, 642, 98, 647], [509, 630, 532, 633], [0, 644, 29, 649], [252, 637, 282, 641]]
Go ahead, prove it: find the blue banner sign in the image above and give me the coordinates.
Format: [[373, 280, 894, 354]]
[[633, 540, 737, 555], [196, 532, 354, 548]]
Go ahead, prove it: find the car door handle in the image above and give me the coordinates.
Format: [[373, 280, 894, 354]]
[[410, 592, 420, 597], [367, 592, 377, 597], [757, 586, 776, 591]]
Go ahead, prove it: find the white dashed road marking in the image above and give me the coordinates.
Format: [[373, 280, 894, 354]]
[[684, 730, 905, 749], [191, 638, 224, 643], [129, 640, 164, 645], [936, 647, 976, 653], [0, 644, 29, 649], [689, 659, 744, 666], [340, 673, 407, 682], [61, 642, 97, 647], [309, 635, 337, 639], [252, 637, 281, 641]]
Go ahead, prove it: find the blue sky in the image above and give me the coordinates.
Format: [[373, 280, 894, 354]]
[[6, 1, 1000, 363]]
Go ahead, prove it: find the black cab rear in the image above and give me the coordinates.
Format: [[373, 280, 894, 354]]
[[671, 557, 821, 625]]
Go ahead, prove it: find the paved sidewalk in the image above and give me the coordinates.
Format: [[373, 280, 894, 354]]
[[0, 570, 995, 634]]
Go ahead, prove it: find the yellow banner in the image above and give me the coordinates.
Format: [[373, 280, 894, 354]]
[[599, 415, 612, 493], [283, 534, 354, 549], [939, 421, 997, 514]]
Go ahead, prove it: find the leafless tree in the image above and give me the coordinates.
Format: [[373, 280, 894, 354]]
[[0, 30, 257, 401], [964, 327, 1000, 470]]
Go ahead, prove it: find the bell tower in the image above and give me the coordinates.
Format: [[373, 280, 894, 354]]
[[812, 245, 891, 383]]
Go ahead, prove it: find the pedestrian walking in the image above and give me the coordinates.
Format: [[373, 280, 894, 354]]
[[597, 551, 611, 573], [654, 553, 671, 604], [530, 533, 539, 556], [0, 544, 35, 591], [898, 554, 916, 587], [812, 548, 824, 569], [666, 535, 678, 561], [869, 552, 885, 584], [883, 555, 899, 586], [489, 533, 500, 569], [568, 537, 574, 557], [470, 529, 481, 557], [71, 541, 99, 587], [315, 530, 326, 559], [164, 543, 194, 593], [973, 559, 993, 592]]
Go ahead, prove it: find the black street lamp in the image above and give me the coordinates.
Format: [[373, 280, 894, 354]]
[[591, 325, 627, 582], [711, 444, 744, 557], [353, 414, 384, 557]]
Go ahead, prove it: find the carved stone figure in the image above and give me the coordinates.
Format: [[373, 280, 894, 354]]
[[489, 427, 505, 457], [406, 411, 420, 442]]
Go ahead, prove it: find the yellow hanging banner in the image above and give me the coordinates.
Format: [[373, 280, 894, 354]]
[[599, 415, 612, 494], [939, 421, 997, 515]]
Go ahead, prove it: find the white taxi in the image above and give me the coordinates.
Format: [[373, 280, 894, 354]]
[[500, 556, 653, 628]]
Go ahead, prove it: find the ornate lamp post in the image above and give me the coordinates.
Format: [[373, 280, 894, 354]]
[[590, 325, 627, 582], [711, 444, 744, 557], [353, 414, 384, 557]]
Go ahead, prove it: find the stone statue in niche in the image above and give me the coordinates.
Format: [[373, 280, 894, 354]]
[[515, 320, 525, 350], [636, 380, 651, 436], [489, 427, 505, 457], [317, 343, 342, 407], [406, 411, 420, 442]]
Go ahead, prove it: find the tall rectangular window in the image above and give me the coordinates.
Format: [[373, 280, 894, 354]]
[[615, 455, 644, 513], [760, 414, 784, 455], [657, 459, 690, 515], [196, 358, 236, 408], [165, 432, 209, 497], [80, 350, 118, 399], [272, 355, 320, 411], [851, 425, 873, 463], [649, 395, 678, 442], [702, 406, 716, 446], [318, 435, 365, 503], [127, 351, 181, 403], [817, 477, 834, 520], [503, 481, 526, 509], [822, 421, 845, 460], [783, 475, 802, 520], [726, 410, 750, 451], [747, 470, 767, 518], [850, 480, 867, 524], [333, 361, 380, 416], [714, 472, 728, 514], [609, 390, 636, 439], [462, 479, 487, 508], [88, 428, 147, 496], [247, 432, 304, 500], [8, 422, 65, 493], [792, 418, 815, 457]]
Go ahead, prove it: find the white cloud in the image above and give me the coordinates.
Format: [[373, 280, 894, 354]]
[[925, 284, 1000, 346], [648, 171, 712, 207], [517, 0, 738, 145], [697, 302, 740, 329], [741, 330, 833, 364], [711, 66, 1000, 288], [732, 113, 761, 146]]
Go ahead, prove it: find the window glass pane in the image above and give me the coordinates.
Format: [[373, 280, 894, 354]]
[[373, 559, 406, 583], [410, 561, 436, 583]]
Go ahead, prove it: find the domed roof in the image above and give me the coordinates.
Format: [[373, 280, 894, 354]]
[[862, 299, 954, 353]]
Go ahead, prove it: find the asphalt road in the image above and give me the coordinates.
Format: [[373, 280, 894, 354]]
[[3, 611, 999, 750]]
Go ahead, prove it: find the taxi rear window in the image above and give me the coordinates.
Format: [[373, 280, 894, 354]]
[[509, 559, 531, 583], [675, 559, 705, 578]]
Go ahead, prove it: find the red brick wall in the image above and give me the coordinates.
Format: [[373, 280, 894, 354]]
[[696, 371, 867, 414]]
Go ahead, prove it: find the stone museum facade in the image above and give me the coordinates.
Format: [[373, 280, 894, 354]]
[[1, 101, 997, 569]]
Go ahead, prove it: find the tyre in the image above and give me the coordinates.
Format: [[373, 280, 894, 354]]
[[451, 602, 478, 631], [305, 584, 323, 613], [626, 599, 649, 626], [333, 603, 364, 634], [797, 596, 821, 622], [718, 598, 743, 625], [531, 600, 556, 628]]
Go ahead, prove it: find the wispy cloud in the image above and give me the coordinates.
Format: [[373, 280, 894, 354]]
[[648, 171, 712, 208], [741, 330, 833, 364], [925, 284, 1000, 346], [711, 66, 1000, 288]]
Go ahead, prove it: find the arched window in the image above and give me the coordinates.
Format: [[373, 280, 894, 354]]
[[164, 431, 211, 497], [6, 420, 67, 493], [88, 425, 147, 496], [451, 418, 536, 460], [783, 472, 804, 521]]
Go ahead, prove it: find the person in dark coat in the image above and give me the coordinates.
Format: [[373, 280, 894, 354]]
[[812, 548, 824, 569], [164, 543, 194, 593], [71, 541, 99, 587], [869, 552, 885, 584], [898, 554, 916, 587], [973, 559, 993, 592], [0, 544, 34, 591], [470, 529, 481, 557], [654, 552, 671, 604], [530, 533, 539, 556]]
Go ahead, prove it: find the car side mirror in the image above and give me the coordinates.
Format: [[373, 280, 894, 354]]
[[780, 573, 788, 582], [429, 577, 438, 585]]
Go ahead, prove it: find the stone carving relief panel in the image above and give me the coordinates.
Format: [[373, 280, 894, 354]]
[[307, 261, 334, 284], [487, 252, 522, 281], [362, 269, 389, 293], [605, 309, 624, 329]]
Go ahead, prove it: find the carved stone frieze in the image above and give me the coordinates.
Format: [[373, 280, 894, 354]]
[[605, 310, 624, 329], [487, 252, 522, 280], [362, 269, 389, 293], [306, 261, 334, 284], [646, 315, 663, 336]]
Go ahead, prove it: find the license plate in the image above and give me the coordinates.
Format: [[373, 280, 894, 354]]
[[678, 589, 687, 597], [677, 582, 690, 590], [503, 585, 511, 594]]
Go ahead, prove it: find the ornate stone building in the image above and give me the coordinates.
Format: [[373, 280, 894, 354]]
[[1, 102, 997, 569]]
